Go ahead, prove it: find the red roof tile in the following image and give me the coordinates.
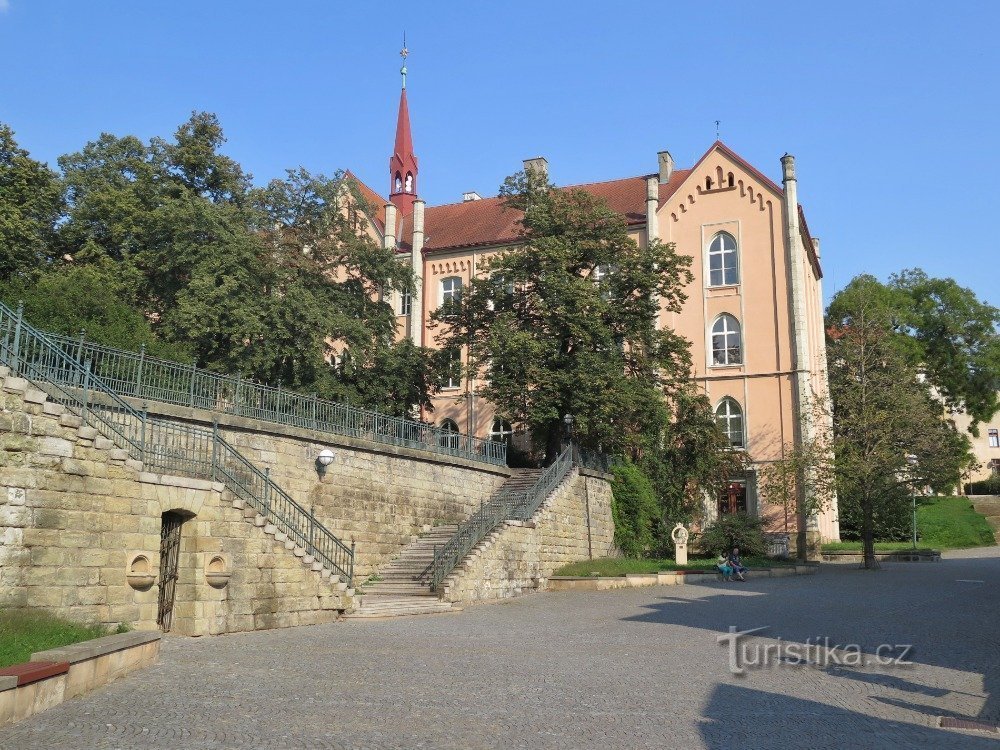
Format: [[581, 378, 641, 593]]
[[344, 171, 387, 233], [419, 170, 692, 253]]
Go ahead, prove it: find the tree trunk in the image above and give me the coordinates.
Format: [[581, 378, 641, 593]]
[[861, 491, 878, 570]]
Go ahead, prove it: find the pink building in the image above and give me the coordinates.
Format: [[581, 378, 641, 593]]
[[347, 73, 839, 543]]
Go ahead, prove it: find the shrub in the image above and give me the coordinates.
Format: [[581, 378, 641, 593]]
[[966, 476, 1000, 495], [610, 460, 659, 558], [699, 513, 767, 557]]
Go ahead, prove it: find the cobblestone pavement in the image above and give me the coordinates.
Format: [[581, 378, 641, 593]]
[[3, 548, 998, 749]]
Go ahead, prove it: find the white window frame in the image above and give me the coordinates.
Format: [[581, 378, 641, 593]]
[[441, 276, 463, 307], [397, 289, 412, 317], [711, 314, 743, 367], [715, 397, 745, 449], [989, 428, 999, 448], [439, 419, 460, 450], [444, 348, 462, 390], [489, 417, 513, 443], [707, 231, 739, 287]]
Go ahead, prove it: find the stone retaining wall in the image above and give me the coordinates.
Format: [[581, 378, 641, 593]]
[[135, 400, 511, 578], [0, 381, 350, 634], [441, 469, 615, 604]]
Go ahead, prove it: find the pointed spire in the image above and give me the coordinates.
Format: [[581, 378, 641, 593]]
[[389, 37, 418, 214]]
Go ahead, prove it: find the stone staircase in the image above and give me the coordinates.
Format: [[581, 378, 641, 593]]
[[345, 524, 461, 618], [0, 364, 354, 605], [344, 469, 544, 618]]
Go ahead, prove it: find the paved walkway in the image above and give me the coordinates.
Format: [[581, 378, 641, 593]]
[[3, 548, 998, 749]]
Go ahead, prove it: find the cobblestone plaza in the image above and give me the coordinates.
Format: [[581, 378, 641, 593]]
[[2, 548, 997, 749]]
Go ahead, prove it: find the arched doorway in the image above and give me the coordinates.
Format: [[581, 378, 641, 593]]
[[157, 510, 192, 632]]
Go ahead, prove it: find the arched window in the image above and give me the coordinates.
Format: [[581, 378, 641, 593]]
[[441, 276, 463, 306], [489, 418, 513, 443], [394, 172, 402, 193], [439, 419, 460, 450], [727, 171, 735, 188], [711, 314, 742, 366], [404, 172, 413, 192], [705, 177, 714, 190], [715, 398, 745, 448], [708, 232, 739, 286]]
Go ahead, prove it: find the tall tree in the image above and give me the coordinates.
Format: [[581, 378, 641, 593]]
[[0, 124, 63, 280], [434, 168, 693, 461], [827, 286, 973, 568]]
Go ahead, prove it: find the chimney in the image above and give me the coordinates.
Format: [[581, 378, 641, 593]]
[[812, 236, 820, 259], [462, 191, 482, 202], [523, 157, 548, 180], [657, 151, 674, 184]]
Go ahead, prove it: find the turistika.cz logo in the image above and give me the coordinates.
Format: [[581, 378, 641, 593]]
[[717, 626, 915, 676]]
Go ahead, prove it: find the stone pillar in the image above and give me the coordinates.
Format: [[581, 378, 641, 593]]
[[383, 203, 397, 251], [409, 200, 425, 346], [523, 157, 548, 180], [645, 176, 659, 246]]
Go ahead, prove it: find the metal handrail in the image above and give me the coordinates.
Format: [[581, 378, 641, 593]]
[[0, 301, 354, 582], [36, 328, 507, 467], [426, 445, 575, 591]]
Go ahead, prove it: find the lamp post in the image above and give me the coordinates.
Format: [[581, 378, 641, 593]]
[[562, 413, 574, 457], [906, 454, 918, 549]]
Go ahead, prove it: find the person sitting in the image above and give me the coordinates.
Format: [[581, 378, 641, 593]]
[[717, 554, 734, 582], [727, 547, 748, 582]]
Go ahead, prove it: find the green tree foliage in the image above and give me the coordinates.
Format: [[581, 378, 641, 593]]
[[828, 272, 1000, 430], [0, 114, 442, 416], [610, 460, 660, 557], [698, 513, 767, 558], [433, 168, 693, 461], [0, 124, 63, 279], [640, 385, 749, 536], [0, 262, 189, 360], [827, 284, 974, 567]]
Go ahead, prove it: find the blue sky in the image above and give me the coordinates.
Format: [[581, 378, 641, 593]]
[[1, 1, 997, 305]]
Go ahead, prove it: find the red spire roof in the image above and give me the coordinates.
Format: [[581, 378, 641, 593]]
[[389, 88, 418, 214]]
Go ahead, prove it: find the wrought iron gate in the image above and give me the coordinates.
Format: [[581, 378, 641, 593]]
[[157, 512, 184, 632]]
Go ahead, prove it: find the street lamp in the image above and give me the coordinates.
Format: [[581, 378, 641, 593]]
[[562, 413, 575, 457], [906, 454, 918, 549], [316, 448, 335, 479]]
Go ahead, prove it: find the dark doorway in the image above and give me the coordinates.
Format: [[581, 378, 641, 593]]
[[157, 511, 186, 632], [718, 482, 748, 516]]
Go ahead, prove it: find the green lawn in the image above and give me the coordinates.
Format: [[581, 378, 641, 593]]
[[823, 496, 996, 553], [553, 556, 792, 577], [0, 609, 118, 668]]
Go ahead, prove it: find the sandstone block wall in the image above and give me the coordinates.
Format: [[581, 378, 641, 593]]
[[441, 470, 615, 604], [129, 401, 510, 578], [0, 382, 349, 635]]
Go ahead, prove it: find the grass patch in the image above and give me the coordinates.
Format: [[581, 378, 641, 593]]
[[0, 609, 112, 668], [553, 556, 792, 577], [826, 496, 995, 552]]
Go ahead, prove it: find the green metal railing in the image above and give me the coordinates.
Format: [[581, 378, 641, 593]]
[[0, 301, 354, 583], [425, 445, 575, 591], [36, 329, 506, 467]]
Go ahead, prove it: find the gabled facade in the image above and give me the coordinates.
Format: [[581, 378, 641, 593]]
[[344, 76, 839, 543]]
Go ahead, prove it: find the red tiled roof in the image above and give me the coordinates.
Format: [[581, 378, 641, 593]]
[[419, 170, 692, 253], [343, 171, 387, 233]]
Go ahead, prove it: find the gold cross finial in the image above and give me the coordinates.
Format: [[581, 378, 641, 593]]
[[400, 33, 409, 89]]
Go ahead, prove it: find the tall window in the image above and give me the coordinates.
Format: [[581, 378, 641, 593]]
[[398, 290, 412, 317], [593, 264, 615, 299], [489, 418, 513, 443], [439, 419, 460, 450], [708, 232, 739, 286], [711, 314, 743, 366], [444, 348, 462, 389], [989, 428, 999, 448], [716, 397, 745, 448], [441, 277, 463, 307]]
